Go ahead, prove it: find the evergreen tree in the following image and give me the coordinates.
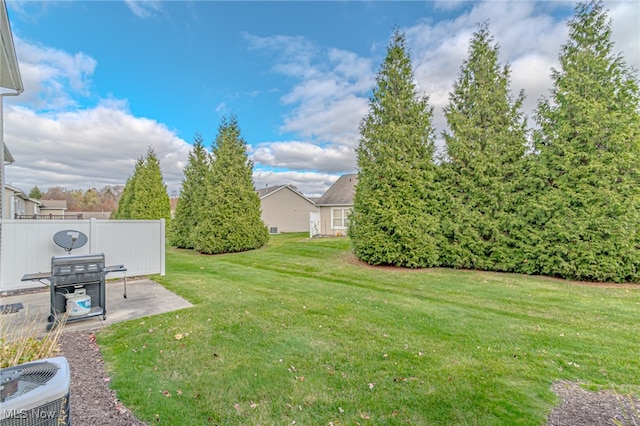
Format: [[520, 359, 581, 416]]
[[28, 186, 42, 199], [194, 115, 268, 254], [441, 23, 528, 271], [112, 157, 143, 219], [130, 147, 171, 222], [349, 29, 440, 268], [169, 134, 211, 249], [531, 0, 640, 282]]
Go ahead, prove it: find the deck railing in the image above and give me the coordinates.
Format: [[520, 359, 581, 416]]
[[15, 213, 84, 220]]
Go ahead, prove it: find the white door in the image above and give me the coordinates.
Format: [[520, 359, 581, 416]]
[[309, 212, 320, 238]]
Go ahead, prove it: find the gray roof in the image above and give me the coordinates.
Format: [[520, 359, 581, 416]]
[[4, 184, 41, 204], [40, 199, 68, 210], [257, 184, 315, 205], [256, 185, 286, 198], [315, 174, 357, 206]]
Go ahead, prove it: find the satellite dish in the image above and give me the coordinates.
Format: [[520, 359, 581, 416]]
[[53, 230, 88, 254]]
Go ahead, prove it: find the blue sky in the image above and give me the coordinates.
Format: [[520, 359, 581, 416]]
[[4, 1, 639, 197]]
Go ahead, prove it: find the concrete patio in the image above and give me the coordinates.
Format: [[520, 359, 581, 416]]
[[0, 278, 193, 337]]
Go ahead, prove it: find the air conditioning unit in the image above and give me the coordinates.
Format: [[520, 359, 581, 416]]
[[269, 227, 278, 234], [0, 357, 71, 426]]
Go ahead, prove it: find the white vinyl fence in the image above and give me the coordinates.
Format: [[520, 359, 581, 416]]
[[0, 218, 165, 292]]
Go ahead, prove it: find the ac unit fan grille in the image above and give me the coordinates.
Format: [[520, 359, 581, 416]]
[[16, 363, 59, 385], [1, 362, 60, 403]]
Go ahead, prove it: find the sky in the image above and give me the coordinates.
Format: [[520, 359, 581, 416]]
[[3, 0, 639, 198]]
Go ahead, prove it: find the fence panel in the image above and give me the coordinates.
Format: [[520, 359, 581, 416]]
[[0, 219, 165, 292]]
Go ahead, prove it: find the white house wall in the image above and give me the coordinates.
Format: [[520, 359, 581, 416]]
[[261, 189, 317, 233], [1, 185, 11, 219], [0, 218, 165, 292]]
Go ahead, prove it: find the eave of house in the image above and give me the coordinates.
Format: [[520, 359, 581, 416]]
[[3, 142, 13, 163], [258, 184, 316, 206], [0, 0, 24, 93], [4, 183, 41, 205]]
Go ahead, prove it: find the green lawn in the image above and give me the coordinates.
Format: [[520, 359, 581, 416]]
[[98, 233, 640, 425]]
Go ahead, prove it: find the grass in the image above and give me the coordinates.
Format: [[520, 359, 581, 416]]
[[97, 233, 640, 425]]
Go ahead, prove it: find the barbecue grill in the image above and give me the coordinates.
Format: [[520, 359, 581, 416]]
[[21, 231, 126, 330]]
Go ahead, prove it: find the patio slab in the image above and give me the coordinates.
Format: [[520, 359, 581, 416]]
[[0, 279, 193, 337]]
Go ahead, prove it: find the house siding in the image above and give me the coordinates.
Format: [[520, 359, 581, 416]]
[[260, 188, 317, 233], [1, 186, 11, 219], [2, 186, 40, 219], [318, 205, 352, 236]]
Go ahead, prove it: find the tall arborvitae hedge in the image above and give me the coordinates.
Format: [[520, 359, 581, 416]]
[[169, 134, 210, 249], [349, 29, 441, 268], [440, 23, 528, 272], [194, 115, 268, 254], [112, 157, 143, 219], [112, 148, 171, 223], [528, 0, 640, 282], [129, 147, 171, 222]]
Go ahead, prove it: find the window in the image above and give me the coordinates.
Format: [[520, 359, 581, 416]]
[[331, 208, 351, 230]]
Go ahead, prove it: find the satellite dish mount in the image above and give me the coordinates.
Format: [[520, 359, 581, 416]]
[[53, 230, 88, 254]]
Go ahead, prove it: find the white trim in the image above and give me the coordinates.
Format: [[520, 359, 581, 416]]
[[259, 184, 316, 205], [330, 207, 351, 230]]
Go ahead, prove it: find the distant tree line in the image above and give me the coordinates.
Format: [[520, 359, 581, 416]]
[[29, 184, 123, 212], [350, 1, 640, 283]]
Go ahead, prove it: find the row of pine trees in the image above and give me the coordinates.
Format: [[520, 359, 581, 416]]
[[114, 1, 637, 283], [350, 1, 640, 283], [114, 117, 268, 255]]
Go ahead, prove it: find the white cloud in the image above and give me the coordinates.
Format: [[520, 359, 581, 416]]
[[252, 141, 355, 173], [7, 1, 638, 200], [246, 35, 373, 175], [250, 0, 638, 189], [13, 37, 97, 111], [253, 170, 341, 198], [407, 0, 638, 140], [607, 1, 640, 74], [4, 103, 191, 196], [5, 37, 190, 196], [124, 0, 164, 19], [407, 1, 570, 139]]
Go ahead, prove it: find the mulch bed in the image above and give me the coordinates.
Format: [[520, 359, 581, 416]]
[[58, 329, 638, 426], [58, 330, 147, 426]]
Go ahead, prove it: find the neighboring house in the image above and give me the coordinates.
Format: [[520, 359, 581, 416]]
[[314, 174, 357, 236], [76, 211, 110, 220], [2, 184, 41, 219], [39, 199, 68, 217], [257, 184, 317, 233]]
